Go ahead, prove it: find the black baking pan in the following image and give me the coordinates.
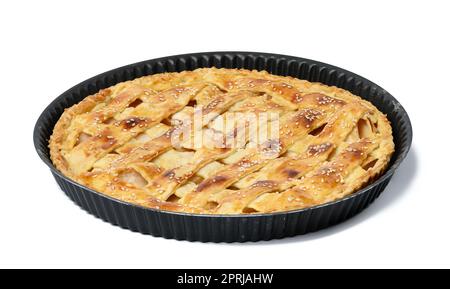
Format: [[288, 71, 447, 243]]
[[33, 52, 412, 242]]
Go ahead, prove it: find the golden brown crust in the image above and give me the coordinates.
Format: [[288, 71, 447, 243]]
[[49, 68, 394, 214]]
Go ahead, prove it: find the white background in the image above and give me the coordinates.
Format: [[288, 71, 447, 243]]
[[0, 0, 448, 268]]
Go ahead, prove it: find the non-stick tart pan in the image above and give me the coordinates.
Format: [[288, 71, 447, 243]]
[[34, 52, 412, 242]]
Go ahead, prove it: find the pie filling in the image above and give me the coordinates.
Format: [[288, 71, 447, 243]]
[[50, 68, 394, 214]]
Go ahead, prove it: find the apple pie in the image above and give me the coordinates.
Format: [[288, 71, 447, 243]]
[[50, 68, 394, 214]]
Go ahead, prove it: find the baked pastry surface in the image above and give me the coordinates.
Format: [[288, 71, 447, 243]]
[[50, 68, 394, 214]]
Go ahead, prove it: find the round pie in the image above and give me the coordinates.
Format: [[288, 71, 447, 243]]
[[50, 68, 394, 214]]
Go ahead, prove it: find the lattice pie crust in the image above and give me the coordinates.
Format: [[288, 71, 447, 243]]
[[50, 68, 394, 214]]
